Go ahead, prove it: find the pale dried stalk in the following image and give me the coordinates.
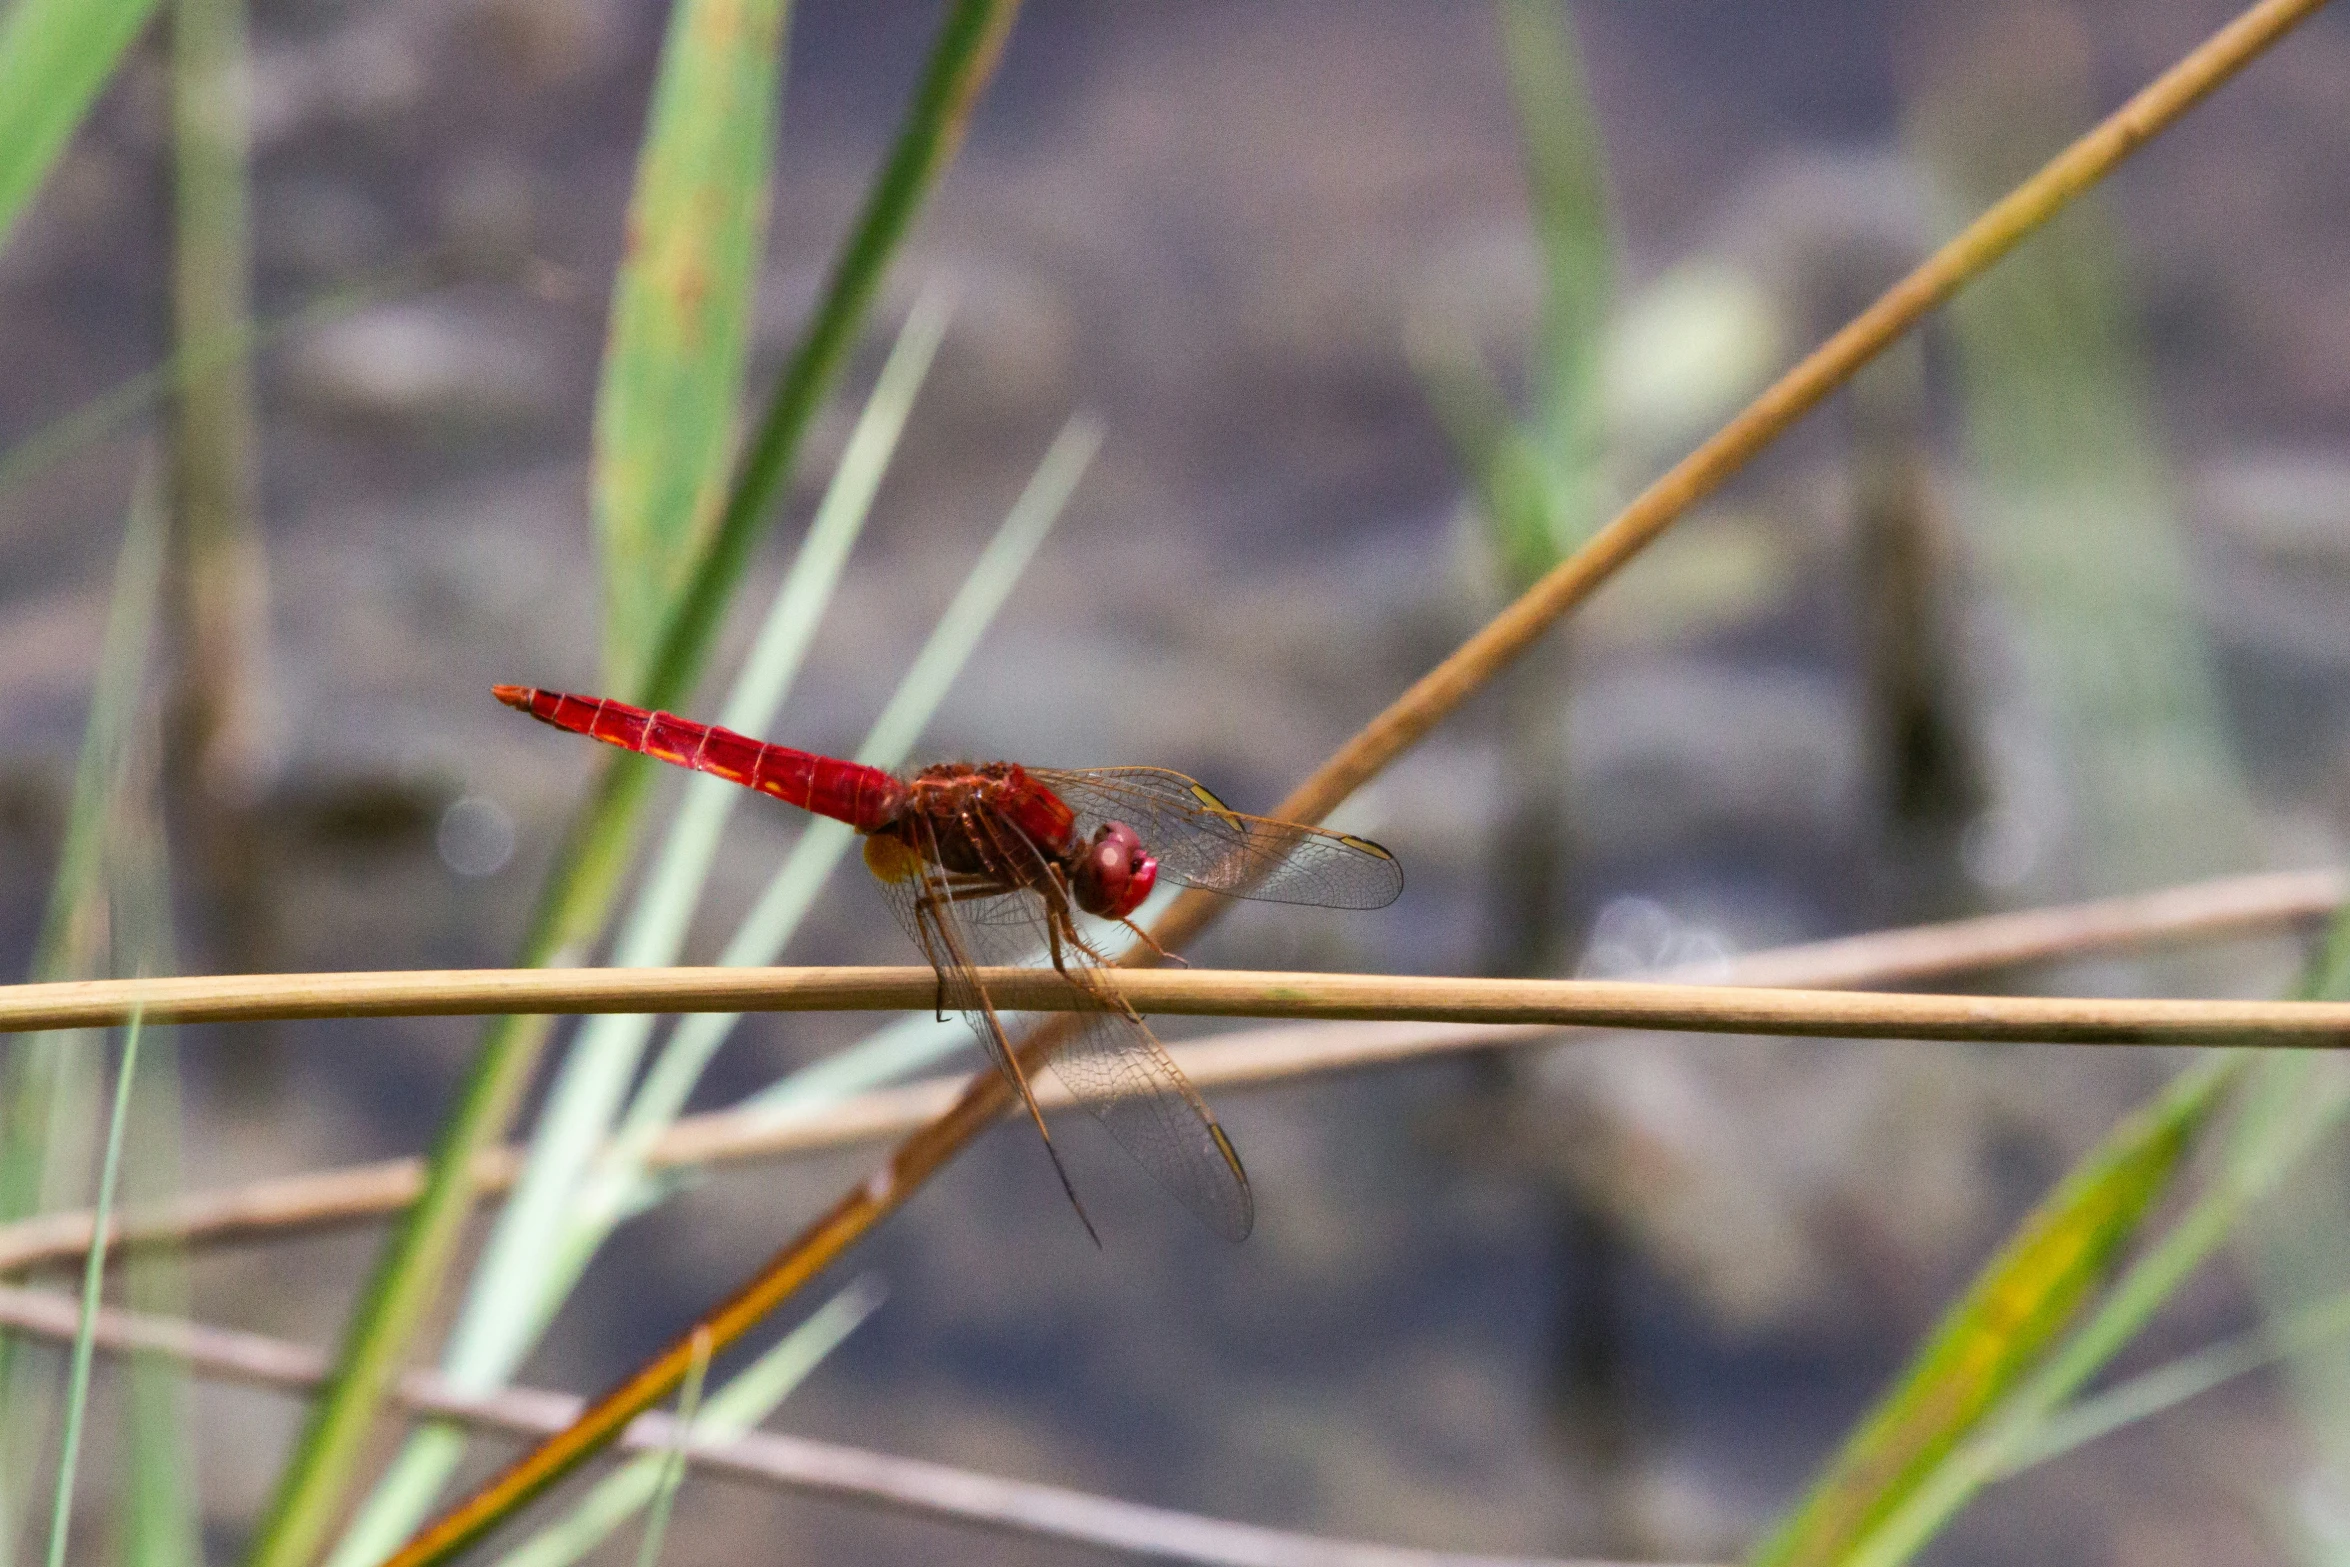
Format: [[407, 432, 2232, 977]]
[[0, 1284, 1667, 1567], [10, 964, 2350, 1044], [0, 867, 2332, 1274]]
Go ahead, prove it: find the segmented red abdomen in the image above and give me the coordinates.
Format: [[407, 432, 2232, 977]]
[[493, 686, 903, 832]]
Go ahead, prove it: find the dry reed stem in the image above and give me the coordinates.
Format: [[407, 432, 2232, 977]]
[[13, 962, 2350, 1044], [0, 1286, 1656, 1567], [0, 866, 2335, 1276], [377, 4, 2336, 1561]]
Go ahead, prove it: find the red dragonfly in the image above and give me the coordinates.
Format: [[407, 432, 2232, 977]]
[[495, 685, 1402, 1241]]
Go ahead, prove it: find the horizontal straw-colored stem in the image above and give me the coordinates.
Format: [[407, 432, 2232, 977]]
[[11, 964, 2350, 1045], [1, 866, 2334, 1274], [0, 1286, 1650, 1567]]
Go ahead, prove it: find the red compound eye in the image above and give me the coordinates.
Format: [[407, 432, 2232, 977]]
[[1073, 821, 1156, 919]]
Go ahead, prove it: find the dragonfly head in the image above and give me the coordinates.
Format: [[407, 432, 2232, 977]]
[[1072, 821, 1156, 921]]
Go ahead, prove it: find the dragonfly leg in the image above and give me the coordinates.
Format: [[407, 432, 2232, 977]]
[[918, 880, 1102, 1248], [1034, 867, 1120, 971], [1119, 917, 1188, 966]]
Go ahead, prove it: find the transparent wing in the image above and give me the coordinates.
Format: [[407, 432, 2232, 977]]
[[1030, 767, 1403, 910], [864, 808, 1254, 1241], [1047, 998, 1255, 1241]]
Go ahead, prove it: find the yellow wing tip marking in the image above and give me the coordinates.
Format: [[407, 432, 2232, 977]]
[[862, 833, 924, 885], [1209, 1123, 1249, 1182], [1187, 782, 1245, 831], [1336, 834, 1396, 862]]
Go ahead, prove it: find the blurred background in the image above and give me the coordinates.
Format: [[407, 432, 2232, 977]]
[[3, 1, 2349, 1563]]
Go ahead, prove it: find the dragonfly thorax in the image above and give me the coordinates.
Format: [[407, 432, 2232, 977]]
[[881, 763, 1157, 921]]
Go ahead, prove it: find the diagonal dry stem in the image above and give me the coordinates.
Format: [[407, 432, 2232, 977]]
[[373, 4, 2334, 1562]]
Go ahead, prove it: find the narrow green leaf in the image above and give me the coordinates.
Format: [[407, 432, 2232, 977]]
[[1494, 0, 1612, 496], [105, 619, 199, 1567], [119, 1047, 199, 1567], [1828, 1048, 2341, 1567], [1405, 319, 1566, 588], [631, 0, 1020, 724], [627, 1330, 709, 1567], [0, 460, 169, 1559], [1996, 1282, 2350, 1476], [1917, 34, 2260, 895], [241, 11, 1020, 1566], [593, 0, 794, 694], [44, 1008, 144, 1567], [1749, 1053, 2236, 1567], [0, 0, 161, 258]]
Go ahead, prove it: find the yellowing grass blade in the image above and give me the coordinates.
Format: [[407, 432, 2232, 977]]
[[1747, 1054, 2236, 1567], [592, 0, 794, 693]]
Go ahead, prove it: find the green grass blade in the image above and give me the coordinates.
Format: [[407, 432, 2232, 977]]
[[627, 1331, 709, 1567], [42, 1009, 144, 1567], [241, 13, 1019, 1567], [1494, 0, 1611, 511], [1405, 322, 1566, 588], [1995, 1283, 2350, 1475], [31, 461, 169, 988], [320, 292, 948, 1567], [119, 1058, 199, 1567], [1827, 1048, 2337, 1567], [1772, 830, 2350, 1565], [1917, 34, 2260, 895], [488, 1280, 881, 1567], [1748, 1052, 2237, 1567], [104, 641, 199, 1567], [592, 0, 794, 694], [0, 460, 169, 1558], [618, 286, 952, 980], [629, 0, 1020, 724], [1411, 0, 1613, 589], [0, 0, 161, 258]]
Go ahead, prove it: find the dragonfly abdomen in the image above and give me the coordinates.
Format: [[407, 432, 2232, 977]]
[[493, 686, 903, 832]]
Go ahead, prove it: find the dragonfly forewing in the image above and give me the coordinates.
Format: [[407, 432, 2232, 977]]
[[1033, 767, 1402, 909]]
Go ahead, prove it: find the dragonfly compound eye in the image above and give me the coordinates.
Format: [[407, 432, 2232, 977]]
[[1074, 821, 1156, 920]]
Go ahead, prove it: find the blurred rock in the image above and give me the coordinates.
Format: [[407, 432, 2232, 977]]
[[280, 301, 563, 436]]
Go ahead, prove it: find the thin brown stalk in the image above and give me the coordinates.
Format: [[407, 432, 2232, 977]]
[[379, 5, 2333, 1562], [0, 1286, 1669, 1567], [0, 868, 2333, 1275], [10, 965, 2350, 1045]]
